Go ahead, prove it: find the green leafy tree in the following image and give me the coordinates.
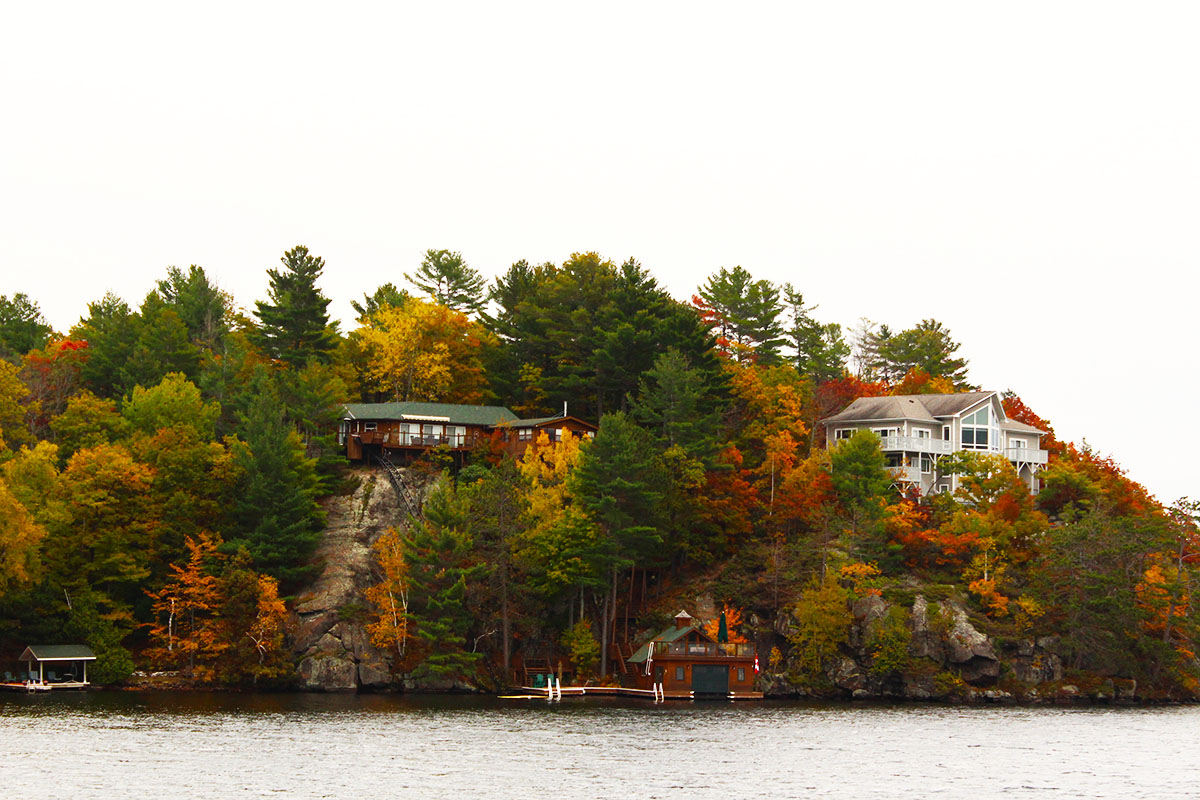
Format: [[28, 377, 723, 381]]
[[405, 249, 486, 314], [829, 430, 895, 564], [462, 459, 528, 678], [153, 265, 232, 355], [696, 266, 785, 363], [122, 372, 220, 440], [230, 390, 324, 589], [788, 574, 853, 685], [350, 282, 410, 323], [252, 245, 338, 367], [0, 293, 52, 361], [632, 347, 723, 463], [73, 292, 139, 398], [869, 319, 969, 387], [403, 479, 486, 681], [0, 359, 34, 453], [570, 411, 662, 674], [782, 284, 849, 382], [1029, 508, 1172, 679]]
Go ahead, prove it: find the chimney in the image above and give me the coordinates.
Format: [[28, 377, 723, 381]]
[[562, 401, 568, 418]]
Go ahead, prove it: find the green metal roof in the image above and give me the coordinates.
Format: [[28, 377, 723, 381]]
[[20, 644, 97, 661], [342, 402, 518, 427], [627, 624, 713, 664]]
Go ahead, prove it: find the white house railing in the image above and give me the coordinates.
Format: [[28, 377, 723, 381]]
[[1005, 446, 1049, 465], [878, 435, 953, 455], [887, 465, 922, 483]]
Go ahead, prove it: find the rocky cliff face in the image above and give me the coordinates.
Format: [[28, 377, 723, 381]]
[[759, 593, 1105, 703], [291, 470, 402, 691]]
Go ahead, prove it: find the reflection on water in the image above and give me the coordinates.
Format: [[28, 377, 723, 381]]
[[1, 692, 1196, 798]]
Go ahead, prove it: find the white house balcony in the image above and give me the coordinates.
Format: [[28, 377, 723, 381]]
[[887, 465, 922, 483], [879, 435, 953, 455], [1006, 446, 1049, 465]]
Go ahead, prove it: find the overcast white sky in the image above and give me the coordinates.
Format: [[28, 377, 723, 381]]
[[2, 2, 1197, 504]]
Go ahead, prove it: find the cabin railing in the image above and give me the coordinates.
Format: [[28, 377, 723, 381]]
[[354, 431, 484, 449], [652, 641, 756, 658]]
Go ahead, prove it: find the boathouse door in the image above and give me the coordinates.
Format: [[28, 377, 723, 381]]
[[691, 664, 729, 696]]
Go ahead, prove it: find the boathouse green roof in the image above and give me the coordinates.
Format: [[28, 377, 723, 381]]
[[19, 644, 97, 661], [627, 623, 713, 664]]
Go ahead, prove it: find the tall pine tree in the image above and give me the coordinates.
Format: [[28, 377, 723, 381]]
[[253, 245, 338, 367]]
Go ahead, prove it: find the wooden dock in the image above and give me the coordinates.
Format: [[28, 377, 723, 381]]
[[506, 685, 763, 701], [0, 681, 89, 692]]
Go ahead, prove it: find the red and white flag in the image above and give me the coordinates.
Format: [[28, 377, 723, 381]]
[[754, 655, 760, 674]]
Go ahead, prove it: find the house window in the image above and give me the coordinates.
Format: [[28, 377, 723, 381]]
[[961, 407, 991, 450], [885, 454, 903, 468], [915, 429, 931, 440], [834, 429, 854, 441], [737, 668, 746, 682], [517, 428, 532, 441], [939, 483, 951, 494], [675, 666, 685, 681], [364, 422, 377, 432], [920, 454, 933, 474], [942, 425, 951, 440]]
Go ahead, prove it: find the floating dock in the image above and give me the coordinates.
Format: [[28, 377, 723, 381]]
[[0, 680, 89, 692], [504, 684, 763, 701]]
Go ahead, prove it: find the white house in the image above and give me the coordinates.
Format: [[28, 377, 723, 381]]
[[820, 391, 1048, 495]]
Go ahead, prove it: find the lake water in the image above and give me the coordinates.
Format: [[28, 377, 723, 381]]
[[1, 692, 1196, 798]]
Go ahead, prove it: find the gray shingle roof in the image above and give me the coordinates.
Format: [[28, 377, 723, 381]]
[[342, 402, 518, 427], [823, 391, 996, 424], [1001, 419, 1047, 435]]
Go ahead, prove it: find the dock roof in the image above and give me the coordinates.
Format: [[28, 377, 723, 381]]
[[20, 644, 97, 662]]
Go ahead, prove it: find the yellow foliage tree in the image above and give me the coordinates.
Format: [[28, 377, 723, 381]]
[[366, 526, 411, 662], [356, 299, 493, 403], [0, 478, 46, 595], [146, 532, 224, 675]]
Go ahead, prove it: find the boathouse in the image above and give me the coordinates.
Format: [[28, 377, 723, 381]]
[[17, 644, 96, 688], [627, 611, 757, 697]]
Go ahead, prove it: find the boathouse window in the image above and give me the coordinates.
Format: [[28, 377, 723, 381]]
[[364, 422, 377, 432], [518, 428, 532, 441], [738, 668, 746, 682], [675, 667, 685, 681]]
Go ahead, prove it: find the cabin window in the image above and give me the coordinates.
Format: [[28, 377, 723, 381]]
[[834, 428, 854, 441], [518, 428, 532, 441], [675, 666, 685, 681], [737, 668, 746, 682], [364, 422, 377, 432]]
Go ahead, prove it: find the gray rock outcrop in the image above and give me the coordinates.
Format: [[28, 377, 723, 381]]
[[292, 469, 403, 691]]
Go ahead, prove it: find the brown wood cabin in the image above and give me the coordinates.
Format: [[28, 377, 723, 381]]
[[626, 611, 757, 697], [340, 402, 597, 462]]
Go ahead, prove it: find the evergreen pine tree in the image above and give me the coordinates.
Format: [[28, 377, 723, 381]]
[[405, 249, 486, 314], [252, 245, 337, 367], [231, 388, 324, 589]]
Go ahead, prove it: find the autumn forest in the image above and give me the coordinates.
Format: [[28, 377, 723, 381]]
[[0, 247, 1195, 698]]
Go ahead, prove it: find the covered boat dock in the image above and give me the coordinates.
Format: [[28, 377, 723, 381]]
[[1, 645, 96, 691]]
